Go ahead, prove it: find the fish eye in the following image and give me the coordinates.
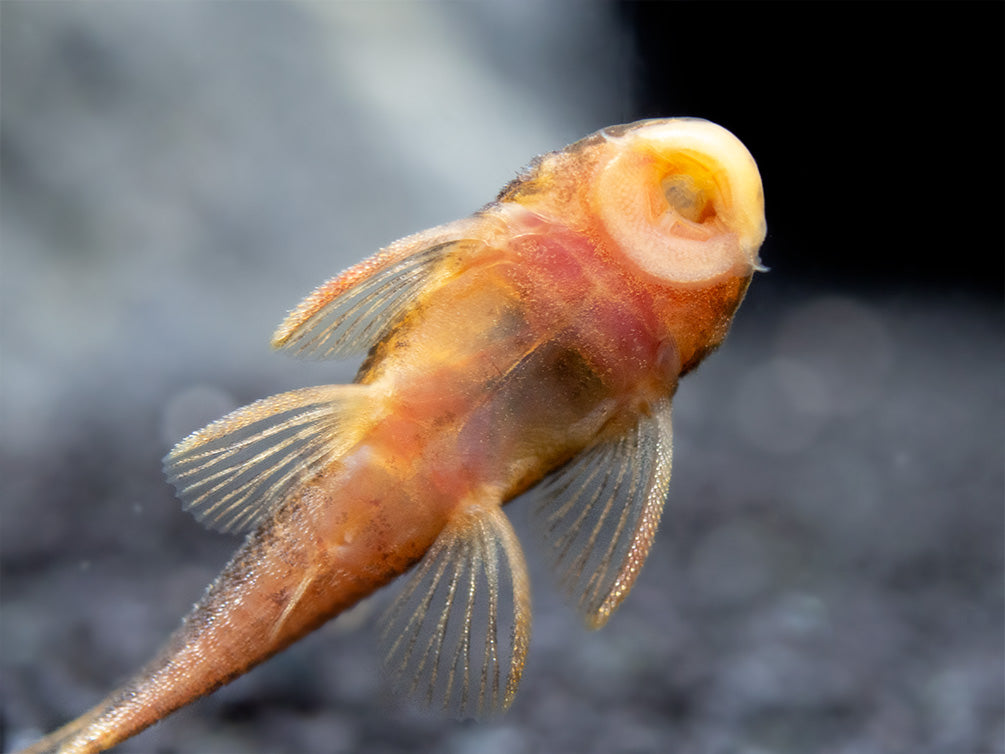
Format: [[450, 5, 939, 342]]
[[661, 173, 709, 223]]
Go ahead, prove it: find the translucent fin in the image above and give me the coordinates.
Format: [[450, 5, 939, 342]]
[[380, 504, 531, 718], [535, 396, 673, 629], [271, 219, 483, 359], [164, 385, 370, 533]]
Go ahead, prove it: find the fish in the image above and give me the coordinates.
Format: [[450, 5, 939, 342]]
[[19, 117, 766, 754]]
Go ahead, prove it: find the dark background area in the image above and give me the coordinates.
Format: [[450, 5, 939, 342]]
[[2, 3, 1002, 753], [623, 2, 1004, 295]]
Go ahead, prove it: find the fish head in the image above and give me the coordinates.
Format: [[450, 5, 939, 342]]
[[594, 118, 766, 286]]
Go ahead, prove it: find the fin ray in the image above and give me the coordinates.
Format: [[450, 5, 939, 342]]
[[380, 504, 530, 718], [164, 385, 370, 533], [272, 219, 483, 359], [535, 397, 673, 628]]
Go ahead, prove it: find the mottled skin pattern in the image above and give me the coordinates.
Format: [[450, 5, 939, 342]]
[[21, 118, 765, 753]]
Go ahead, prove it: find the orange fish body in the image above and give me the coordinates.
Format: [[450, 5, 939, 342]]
[[21, 118, 765, 753]]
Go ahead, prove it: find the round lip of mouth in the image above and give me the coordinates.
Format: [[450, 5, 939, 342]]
[[613, 118, 767, 255], [598, 119, 766, 281]]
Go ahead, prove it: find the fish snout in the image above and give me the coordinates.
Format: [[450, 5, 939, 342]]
[[596, 118, 766, 284]]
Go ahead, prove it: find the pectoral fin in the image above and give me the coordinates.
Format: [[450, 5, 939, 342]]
[[380, 503, 531, 718], [271, 218, 484, 359], [164, 384, 371, 533], [535, 396, 673, 629]]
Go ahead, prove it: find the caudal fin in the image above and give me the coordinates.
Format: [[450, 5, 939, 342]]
[[17, 383, 381, 754]]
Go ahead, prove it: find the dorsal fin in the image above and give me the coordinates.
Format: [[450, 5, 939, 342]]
[[534, 396, 673, 629], [164, 384, 371, 533], [271, 218, 484, 359], [380, 503, 531, 718]]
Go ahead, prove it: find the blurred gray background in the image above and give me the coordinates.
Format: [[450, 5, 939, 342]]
[[2, 2, 1002, 753]]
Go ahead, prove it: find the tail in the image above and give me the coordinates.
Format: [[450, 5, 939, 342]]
[[20, 511, 377, 753], [17, 385, 392, 754]]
